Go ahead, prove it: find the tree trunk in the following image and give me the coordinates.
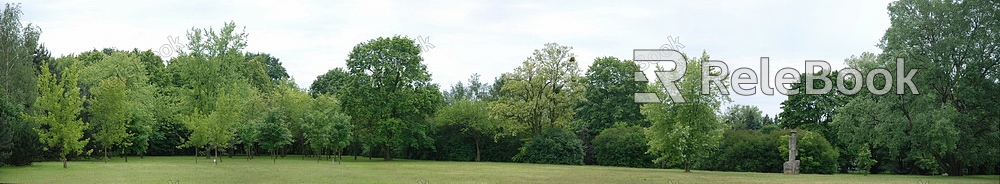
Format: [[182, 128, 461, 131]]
[[684, 163, 691, 172], [475, 140, 482, 162], [62, 155, 67, 168], [383, 144, 393, 161], [214, 145, 219, 165], [195, 147, 199, 163], [104, 147, 108, 163], [125, 152, 128, 163]]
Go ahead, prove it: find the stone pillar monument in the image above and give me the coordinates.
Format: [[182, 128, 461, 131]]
[[783, 129, 800, 175]]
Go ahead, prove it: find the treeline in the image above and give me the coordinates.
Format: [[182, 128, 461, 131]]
[[2, 0, 998, 176]]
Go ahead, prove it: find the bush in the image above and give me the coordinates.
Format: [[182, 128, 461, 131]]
[[780, 130, 839, 174], [697, 129, 784, 173], [514, 128, 584, 165], [592, 123, 655, 168], [1, 99, 42, 167]]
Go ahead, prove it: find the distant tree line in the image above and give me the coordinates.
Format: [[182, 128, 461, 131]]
[[2, 0, 997, 176]]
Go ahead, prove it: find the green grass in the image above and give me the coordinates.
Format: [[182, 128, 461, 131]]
[[1, 156, 996, 184]]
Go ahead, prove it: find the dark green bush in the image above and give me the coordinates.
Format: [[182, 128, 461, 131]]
[[780, 130, 839, 174], [592, 123, 655, 168], [514, 128, 584, 165], [1, 99, 41, 167], [697, 129, 784, 173]]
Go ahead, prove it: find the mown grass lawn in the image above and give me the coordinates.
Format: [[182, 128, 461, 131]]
[[0, 156, 996, 183]]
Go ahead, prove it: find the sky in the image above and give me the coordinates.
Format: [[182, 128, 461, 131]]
[[18, 0, 896, 117]]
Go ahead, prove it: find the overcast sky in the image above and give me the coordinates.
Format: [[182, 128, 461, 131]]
[[19, 0, 895, 117]]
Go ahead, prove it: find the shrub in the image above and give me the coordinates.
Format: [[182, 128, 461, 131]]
[[1, 99, 42, 167], [592, 123, 655, 168], [697, 129, 784, 173], [514, 128, 584, 165], [780, 130, 839, 174]]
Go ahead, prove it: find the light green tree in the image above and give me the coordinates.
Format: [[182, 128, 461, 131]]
[[89, 77, 130, 163], [643, 51, 728, 172], [258, 109, 293, 163], [490, 43, 584, 137], [24, 60, 90, 168], [302, 95, 353, 163], [435, 99, 497, 162], [179, 109, 210, 163], [0, 3, 42, 108]]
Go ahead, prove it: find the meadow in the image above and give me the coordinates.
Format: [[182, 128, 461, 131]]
[[1, 156, 996, 184]]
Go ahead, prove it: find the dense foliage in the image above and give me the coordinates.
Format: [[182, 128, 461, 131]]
[[0, 1, 995, 177], [697, 130, 784, 173], [592, 123, 655, 168], [513, 128, 584, 165]]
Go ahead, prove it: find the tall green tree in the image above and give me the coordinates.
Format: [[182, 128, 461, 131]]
[[24, 60, 89, 168], [643, 51, 728, 172], [340, 36, 441, 161], [490, 43, 584, 137], [179, 109, 210, 163], [434, 74, 498, 161], [435, 99, 496, 162], [0, 3, 42, 108], [79, 51, 161, 161], [258, 109, 293, 163], [310, 68, 350, 97], [722, 105, 764, 130], [573, 57, 649, 164], [244, 52, 289, 82], [302, 95, 353, 163], [89, 77, 130, 163], [834, 0, 999, 175], [575, 56, 647, 134]]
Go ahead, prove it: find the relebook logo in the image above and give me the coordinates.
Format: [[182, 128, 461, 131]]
[[633, 49, 920, 103]]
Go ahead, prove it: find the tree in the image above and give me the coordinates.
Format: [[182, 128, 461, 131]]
[[761, 114, 776, 127], [179, 109, 210, 163], [643, 51, 728, 172], [576, 56, 647, 133], [435, 99, 496, 162], [78, 51, 160, 162], [310, 68, 350, 97], [1, 98, 42, 167], [258, 110, 293, 163], [832, 0, 999, 176], [302, 95, 353, 163], [340, 36, 441, 160], [244, 52, 289, 82], [89, 77, 130, 163], [722, 105, 764, 130], [24, 60, 90, 168], [592, 122, 655, 168], [0, 3, 42, 108], [574, 57, 646, 164], [490, 43, 584, 137]]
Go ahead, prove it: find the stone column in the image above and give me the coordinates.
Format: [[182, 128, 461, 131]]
[[783, 129, 800, 175]]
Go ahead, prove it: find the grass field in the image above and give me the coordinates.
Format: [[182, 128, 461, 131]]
[[0, 156, 996, 183]]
